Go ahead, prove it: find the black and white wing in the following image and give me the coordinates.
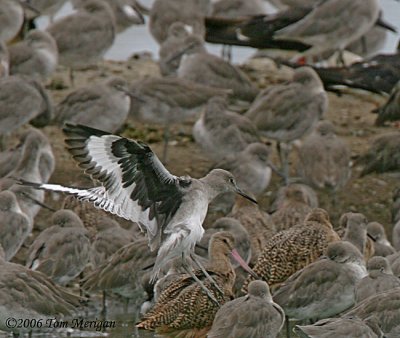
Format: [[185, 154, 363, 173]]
[[30, 124, 189, 249]]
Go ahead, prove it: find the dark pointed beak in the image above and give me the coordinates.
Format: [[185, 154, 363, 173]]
[[230, 249, 259, 279], [165, 41, 197, 65], [367, 233, 376, 242], [235, 186, 257, 204], [376, 17, 397, 33]]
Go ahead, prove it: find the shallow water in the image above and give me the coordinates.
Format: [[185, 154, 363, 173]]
[[36, 0, 400, 64]]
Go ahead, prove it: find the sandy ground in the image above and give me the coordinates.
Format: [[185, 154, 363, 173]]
[[6, 53, 399, 337]]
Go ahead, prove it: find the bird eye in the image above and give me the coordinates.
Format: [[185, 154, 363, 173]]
[[229, 178, 234, 184]]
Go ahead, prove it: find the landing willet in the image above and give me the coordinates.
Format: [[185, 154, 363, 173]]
[[83, 238, 157, 314], [208, 280, 285, 338], [26, 209, 91, 286], [149, 0, 210, 43], [296, 120, 351, 199], [8, 29, 58, 81], [90, 216, 135, 268], [341, 212, 374, 261], [356, 131, 400, 176], [0, 190, 31, 261], [270, 184, 313, 232], [193, 96, 260, 161], [245, 67, 327, 183], [0, 253, 81, 337], [54, 76, 131, 133], [295, 316, 384, 338], [374, 80, 400, 126], [18, 123, 257, 300], [242, 208, 340, 291], [355, 256, 400, 303], [273, 0, 380, 62], [176, 35, 259, 101], [345, 287, 400, 337], [273, 241, 367, 321], [210, 142, 272, 212], [137, 232, 250, 336], [0, 0, 24, 43], [0, 76, 53, 149], [367, 222, 396, 257], [159, 22, 191, 76], [0, 40, 9, 78], [128, 77, 230, 161], [229, 195, 276, 265], [46, 0, 116, 84]]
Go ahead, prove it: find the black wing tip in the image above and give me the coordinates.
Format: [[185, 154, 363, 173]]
[[10, 177, 43, 188], [62, 123, 111, 138]]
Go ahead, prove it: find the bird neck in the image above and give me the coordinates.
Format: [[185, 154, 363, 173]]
[[208, 251, 235, 280]]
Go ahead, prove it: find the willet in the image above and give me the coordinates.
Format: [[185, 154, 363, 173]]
[[387, 252, 400, 278], [196, 217, 252, 265], [340, 212, 374, 261], [26, 209, 91, 286], [208, 280, 285, 338], [159, 22, 191, 76], [355, 256, 400, 303], [210, 142, 272, 212], [0, 190, 31, 261], [193, 96, 260, 161], [374, 80, 400, 126], [273, 0, 380, 63], [345, 287, 400, 337], [0, 141, 23, 179], [149, 0, 210, 43], [0, 0, 24, 43], [83, 238, 158, 314], [296, 120, 351, 200], [18, 123, 257, 301], [356, 131, 400, 176], [273, 241, 367, 321], [266, 0, 320, 9], [176, 35, 259, 101], [270, 184, 314, 232], [295, 316, 384, 338], [229, 195, 276, 265], [0, 40, 9, 78], [347, 23, 388, 58], [54, 76, 131, 133], [90, 216, 135, 268], [367, 222, 396, 257], [8, 29, 58, 82], [0, 76, 53, 149], [242, 208, 340, 291], [391, 187, 400, 224], [128, 77, 230, 161], [245, 66, 327, 183], [46, 0, 116, 84], [0, 253, 81, 337], [136, 232, 250, 337]]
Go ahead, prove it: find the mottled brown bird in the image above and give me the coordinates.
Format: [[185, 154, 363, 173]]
[[136, 232, 244, 338], [270, 184, 314, 232], [242, 208, 340, 292], [229, 195, 276, 265]]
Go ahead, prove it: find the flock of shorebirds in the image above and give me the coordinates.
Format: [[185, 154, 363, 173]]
[[1, 0, 400, 337]]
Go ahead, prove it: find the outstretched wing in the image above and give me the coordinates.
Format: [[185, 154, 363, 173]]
[[39, 124, 189, 249]]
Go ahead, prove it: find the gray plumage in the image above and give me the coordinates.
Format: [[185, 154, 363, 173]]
[[193, 96, 260, 161], [273, 241, 367, 321], [47, 0, 116, 69], [9, 29, 58, 81], [177, 35, 259, 101], [54, 76, 131, 132], [367, 222, 396, 257], [208, 280, 285, 338], [0, 191, 31, 261], [0, 0, 24, 43], [355, 256, 400, 303], [393, 221, 400, 252], [374, 80, 400, 126], [341, 212, 371, 260], [211, 0, 266, 17], [26, 210, 91, 286], [296, 120, 351, 192], [0, 40, 9, 78]]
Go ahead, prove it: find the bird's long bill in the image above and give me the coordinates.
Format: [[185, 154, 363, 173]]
[[376, 17, 397, 33], [235, 187, 257, 204], [230, 249, 259, 279], [166, 42, 196, 65]]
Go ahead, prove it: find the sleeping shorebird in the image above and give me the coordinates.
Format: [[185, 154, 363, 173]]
[[17, 123, 257, 303]]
